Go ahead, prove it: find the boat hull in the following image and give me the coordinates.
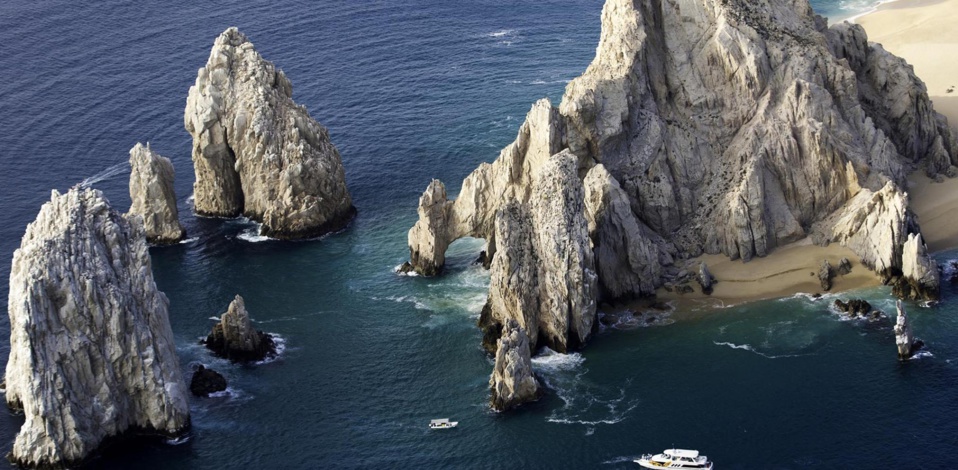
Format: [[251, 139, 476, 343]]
[[634, 459, 712, 469]]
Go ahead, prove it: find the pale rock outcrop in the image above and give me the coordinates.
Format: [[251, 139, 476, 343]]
[[895, 233, 940, 300], [205, 295, 276, 362], [127, 142, 185, 244], [489, 320, 539, 411], [5, 188, 190, 468], [894, 300, 922, 359], [185, 27, 354, 239], [406, 180, 453, 276], [406, 0, 954, 315], [479, 151, 598, 354]]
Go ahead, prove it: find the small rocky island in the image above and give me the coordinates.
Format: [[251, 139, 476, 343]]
[[127, 142, 186, 244], [185, 27, 356, 239], [404, 0, 957, 409], [204, 295, 277, 362], [4, 188, 190, 468]]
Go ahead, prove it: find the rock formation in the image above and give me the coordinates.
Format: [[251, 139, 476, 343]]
[[819, 260, 834, 291], [837, 258, 853, 276], [697, 262, 715, 295], [185, 27, 355, 239], [4, 188, 190, 468], [894, 300, 922, 359], [205, 295, 276, 362], [489, 320, 540, 411], [127, 142, 186, 244], [190, 365, 228, 397], [894, 233, 940, 300]]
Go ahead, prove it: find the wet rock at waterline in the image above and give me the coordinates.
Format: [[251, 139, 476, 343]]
[[190, 365, 228, 397], [489, 320, 540, 412], [204, 295, 276, 362], [4, 188, 190, 468], [894, 300, 924, 359]]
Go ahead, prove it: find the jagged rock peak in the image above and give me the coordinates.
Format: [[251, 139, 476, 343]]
[[205, 295, 276, 362], [489, 320, 539, 412], [185, 27, 355, 240], [479, 151, 598, 354], [894, 300, 920, 359], [4, 188, 190, 468], [896, 233, 940, 300], [128, 142, 186, 244]]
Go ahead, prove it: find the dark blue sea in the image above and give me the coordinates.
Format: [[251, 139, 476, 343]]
[[2, 0, 957, 468]]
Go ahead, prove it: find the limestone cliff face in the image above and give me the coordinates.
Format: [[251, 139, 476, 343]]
[[128, 142, 185, 244], [479, 151, 598, 354], [407, 0, 952, 309], [489, 320, 539, 411], [185, 27, 355, 239], [4, 188, 190, 468]]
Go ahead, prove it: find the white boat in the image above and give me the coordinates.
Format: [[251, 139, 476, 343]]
[[635, 449, 713, 469], [428, 418, 458, 430]]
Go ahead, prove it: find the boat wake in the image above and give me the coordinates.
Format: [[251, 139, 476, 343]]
[[713, 341, 806, 359], [77, 162, 127, 189]]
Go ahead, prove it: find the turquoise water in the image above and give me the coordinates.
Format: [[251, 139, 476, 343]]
[[2, 0, 955, 468]]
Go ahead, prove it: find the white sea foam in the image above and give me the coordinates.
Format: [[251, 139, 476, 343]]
[[165, 434, 192, 445], [531, 348, 586, 372], [487, 29, 516, 38], [393, 264, 419, 277], [207, 316, 220, 321], [713, 341, 805, 359], [909, 350, 934, 360], [254, 334, 286, 365], [237, 226, 270, 243], [77, 162, 127, 189], [179, 237, 199, 245]]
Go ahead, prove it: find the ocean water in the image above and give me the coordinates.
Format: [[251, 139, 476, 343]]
[[1, 0, 954, 468]]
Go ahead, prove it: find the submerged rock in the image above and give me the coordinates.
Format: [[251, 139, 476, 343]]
[[185, 27, 355, 239], [489, 320, 540, 412], [190, 365, 228, 397], [5, 188, 190, 468], [127, 142, 185, 244], [205, 295, 276, 362]]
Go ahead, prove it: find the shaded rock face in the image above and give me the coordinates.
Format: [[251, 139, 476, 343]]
[[190, 365, 227, 397], [205, 295, 276, 362], [819, 260, 834, 291], [5, 188, 190, 468], [833, 299, 882, 320], [697, 262, 714, 295], [894, 300, 917, 359], [128, 142, 186, 244], [480, 151, 598, 354], [489, 320, 539, 412], [185, 27, 355, 239]]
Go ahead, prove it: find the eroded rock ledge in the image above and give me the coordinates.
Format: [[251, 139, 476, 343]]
[[4, 188, 190, 468], [405, 0, 955, 408], [185, 27, 355, 239]]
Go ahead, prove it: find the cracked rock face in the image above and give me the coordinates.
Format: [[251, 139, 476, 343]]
[[128, 142, 185, 244], [489, 320, 539, 411], [185, 27, 355, 239], [4, 188, 190, 468], [205, 295, 276, 362]]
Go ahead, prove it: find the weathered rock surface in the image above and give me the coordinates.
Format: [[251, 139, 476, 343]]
[[4, 188, 190, 468], [837, 257, 853, 276], [205, 295, 276, 362], [128, 142, 185, 244], [489, 320, 539, 412], [190, 365, 228, 397], [185, 27, 354, 239], [479, 151, 598, 354], [697, 262, 715, 295], [895, 233, 940, 300], [894, 300, 920, 359], [833, 299, 882, 320], [819, 260, 834, 291]]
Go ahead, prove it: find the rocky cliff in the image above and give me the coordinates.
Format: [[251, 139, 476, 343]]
[[185, 27, 355, 239], [4, 188, 190, 468], [128, 142, 186, 244], [489, 320, 539, 411]]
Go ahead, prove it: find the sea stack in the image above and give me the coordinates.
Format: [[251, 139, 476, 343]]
[[205, 295, 276, 362], [185, 27, 355, 239], [894, 233, 940, 300], [127, 142, 186, 244], [4, 188, 190, 468], [894, 300, 918, 359], [489, 320, 540, 411]]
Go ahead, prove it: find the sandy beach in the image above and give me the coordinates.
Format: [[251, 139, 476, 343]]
[[856, 0, 958, 126]]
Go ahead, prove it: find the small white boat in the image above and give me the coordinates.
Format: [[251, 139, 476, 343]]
[[635, 449, 713, 469], [428, 418, 458, 430]]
